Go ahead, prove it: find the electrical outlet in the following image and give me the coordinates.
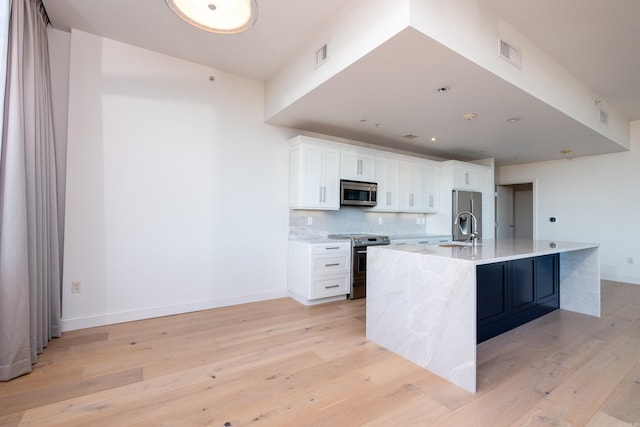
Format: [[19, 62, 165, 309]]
[[378, 217, 382, 225], [628, 257, 634, 265], [416, 218, 420, 225], [71, 281, 82, 293], [307, 216, 313, 226]]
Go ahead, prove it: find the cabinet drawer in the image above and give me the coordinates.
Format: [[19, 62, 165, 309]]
[[311, 242, 350, 254], [313, 255, 350, 275], [312, 276, 349, 298]]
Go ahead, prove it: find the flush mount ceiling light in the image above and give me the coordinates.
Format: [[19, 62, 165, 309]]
[[462, 113, 478, 120], [165, 0, 258, 34]]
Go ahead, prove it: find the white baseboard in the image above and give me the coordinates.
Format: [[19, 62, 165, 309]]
[[60, 290, 289, 332]]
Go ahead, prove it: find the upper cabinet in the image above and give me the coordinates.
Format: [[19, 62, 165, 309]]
[[447, 161, 490, 192], [340, 149, 376, 182], [398, 158, 440, 213], [289, 136, 340, 210], [289, 136, 490, 216], [370, 156, 400, 211], [370, 154, 439, 213]]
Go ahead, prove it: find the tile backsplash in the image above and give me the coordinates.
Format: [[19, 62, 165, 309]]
[[289, 207, 430, 237]]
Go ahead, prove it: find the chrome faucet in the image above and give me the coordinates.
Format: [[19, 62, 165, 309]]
[[454, 210, 479, 246]]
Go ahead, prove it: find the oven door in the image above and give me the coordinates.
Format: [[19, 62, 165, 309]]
[[350, 247, 367, 299]]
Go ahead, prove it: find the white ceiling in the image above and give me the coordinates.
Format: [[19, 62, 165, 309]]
[[42, 0, 640, 166]]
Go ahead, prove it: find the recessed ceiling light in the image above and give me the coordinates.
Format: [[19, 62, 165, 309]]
[[436, 86, 450, 93], [431, 137, 436, 142], [462, 113, 478, 120], [403, 134, 418, 139], [561, 149, 572, 156], [507, 117, 521, 123]]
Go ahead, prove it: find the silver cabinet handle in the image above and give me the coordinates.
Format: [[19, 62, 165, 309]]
[[429, 194, 434, 207], [319, 186, 323, 203], [356, 250, 367, 254], [357, 159, 362, 175], [325, 263, 340, 267], [386, 191, 391, 206], [322, 186, 326, 202], [325, 285, 340, 289], [325, 246, 341, 250]]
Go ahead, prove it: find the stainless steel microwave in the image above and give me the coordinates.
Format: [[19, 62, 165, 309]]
[[340, 180, 377, 207]]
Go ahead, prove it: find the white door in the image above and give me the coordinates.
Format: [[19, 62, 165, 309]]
[[514, 186, 533, 239], [496, 185, 514, 239]]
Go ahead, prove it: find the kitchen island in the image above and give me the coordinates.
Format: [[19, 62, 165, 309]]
[[366, 239, 600, 393]]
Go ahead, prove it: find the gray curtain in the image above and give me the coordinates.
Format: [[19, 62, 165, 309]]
[[0, 0, 61, 381]]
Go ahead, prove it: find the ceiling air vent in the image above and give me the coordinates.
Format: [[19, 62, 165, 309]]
[[499, 39, 521, 68], [315, 43, 328, 67]]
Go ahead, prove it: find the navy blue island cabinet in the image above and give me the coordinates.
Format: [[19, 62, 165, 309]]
[[476, 253, 560, 343]]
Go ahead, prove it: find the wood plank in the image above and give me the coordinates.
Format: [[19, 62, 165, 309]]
[[532, 335, 640, 425], [599, 360, 640, 424], [1, 281, 638, 426]]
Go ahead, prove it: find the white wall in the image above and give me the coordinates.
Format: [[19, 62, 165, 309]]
[[61, 30, 292, 331], [47, 28, 71, 278], [499, 120, 640, 284]]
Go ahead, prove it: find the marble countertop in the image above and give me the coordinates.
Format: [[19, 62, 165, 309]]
[[379, 238, 599, 265], [389, 234, 451, 241]]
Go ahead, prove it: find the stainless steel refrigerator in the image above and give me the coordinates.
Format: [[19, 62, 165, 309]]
[[452, 190, 482, 241]]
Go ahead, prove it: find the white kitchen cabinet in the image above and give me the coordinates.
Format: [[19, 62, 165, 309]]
[[397, 159, 440, 213], [451, 162, 489, 191], [289, 136, 340, 210], [288, 240, 351, 305], [340, 149, 376, 182], [369, 156, 400, 211]]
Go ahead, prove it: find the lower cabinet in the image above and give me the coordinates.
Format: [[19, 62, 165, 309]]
[[288, 240, 351, 305], [476, 254, 559, 343]]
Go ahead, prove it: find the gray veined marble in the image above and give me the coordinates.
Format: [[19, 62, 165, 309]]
[[366, 239, 600, 393]]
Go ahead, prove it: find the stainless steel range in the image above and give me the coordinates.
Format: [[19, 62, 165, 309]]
[[328, 234, 390, 299]]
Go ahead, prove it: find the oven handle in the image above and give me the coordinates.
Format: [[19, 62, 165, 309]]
[[356, 250, 367, 254]]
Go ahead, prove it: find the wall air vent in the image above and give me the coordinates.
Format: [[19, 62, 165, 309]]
[[315, 43, 328, 67], [499, 39, 521, 68]]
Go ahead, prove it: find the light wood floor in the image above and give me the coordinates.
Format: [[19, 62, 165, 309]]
[[1, 280, 639, 426]]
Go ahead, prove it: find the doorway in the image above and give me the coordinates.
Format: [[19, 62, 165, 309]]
[[496, 183, 533, 239]]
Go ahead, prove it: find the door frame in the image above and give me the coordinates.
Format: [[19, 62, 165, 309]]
[[495, 178, 537, 240]]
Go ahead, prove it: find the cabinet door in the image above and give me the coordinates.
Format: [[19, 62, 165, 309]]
[[322, 148, 340, 208], [300, 144, 325, 207], [340, 150, 376, 182], [398, 161, 422, 211], [371, 156, 399, 211], [454, 167, 478, 189], [510, 258, 536, 314], [424, 163, 440, 212], [535, 254, 559, 307], [291, 143, 339, 210], [477, 262, 508, 326]]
